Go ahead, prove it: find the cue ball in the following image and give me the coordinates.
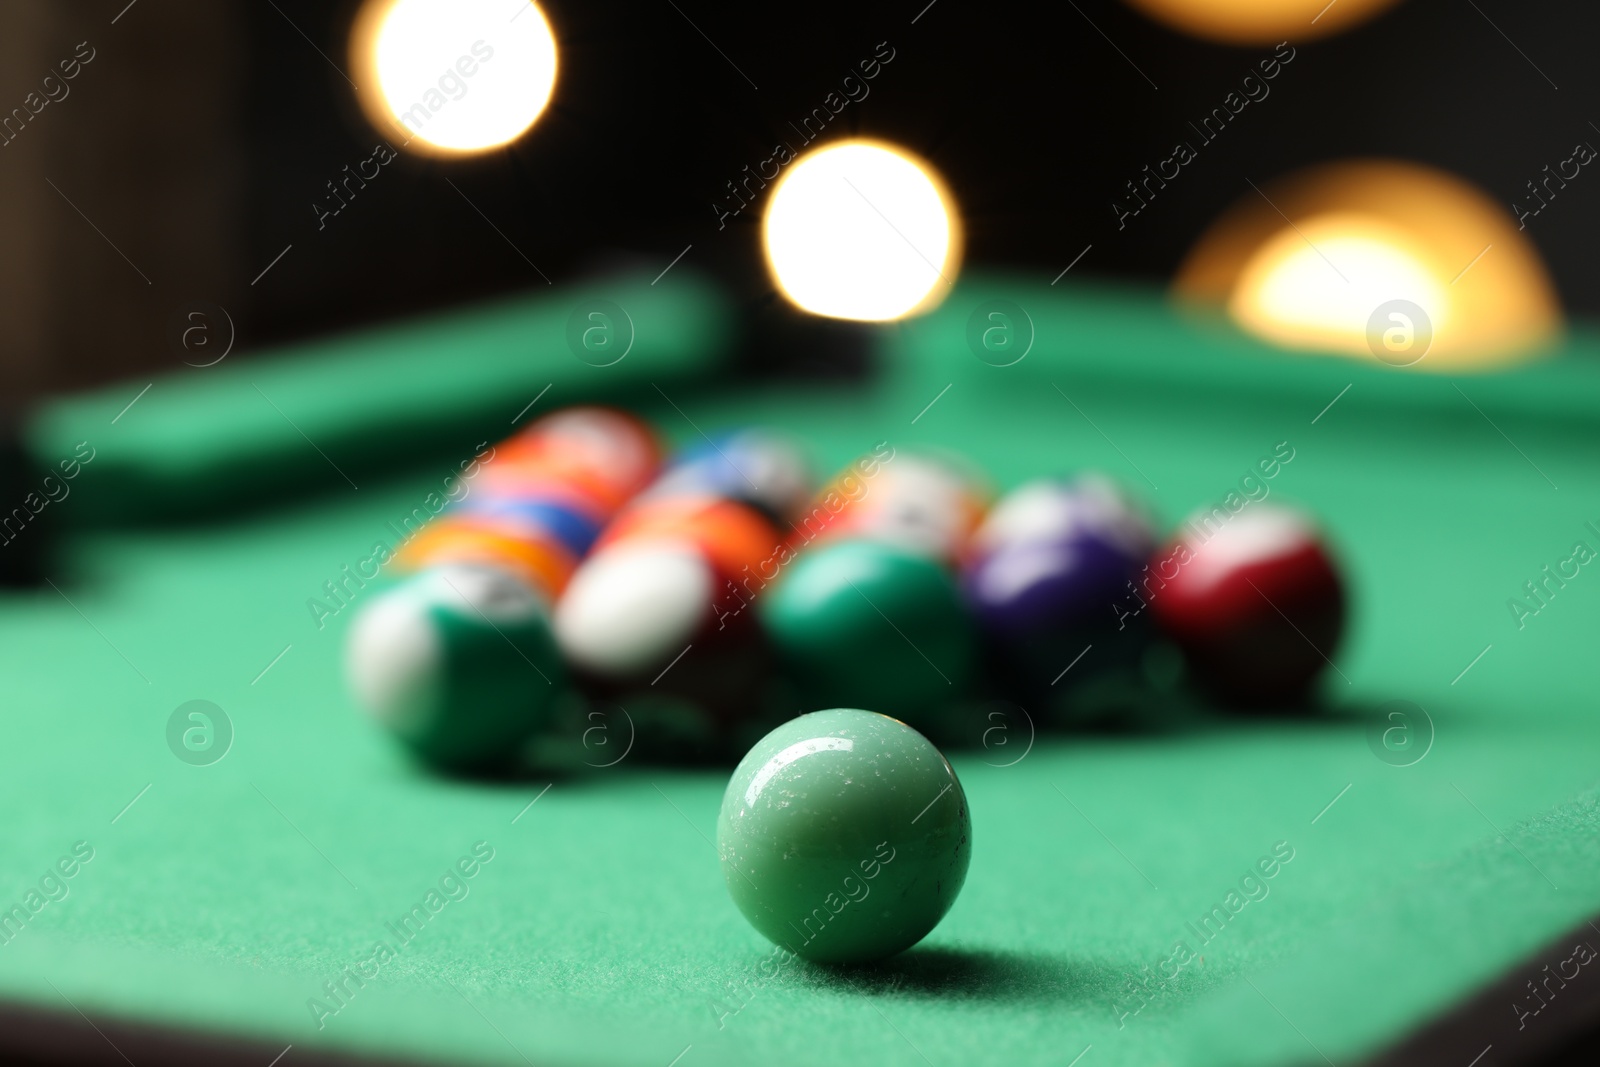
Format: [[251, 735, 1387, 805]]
[[554, 496, 778, 726], [1150, 504, 1346, 706], [717, 708, 971, 964]]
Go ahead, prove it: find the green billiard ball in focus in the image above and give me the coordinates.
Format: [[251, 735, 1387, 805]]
[[760, 539, 975, 726], [717, 708, 972, 964]]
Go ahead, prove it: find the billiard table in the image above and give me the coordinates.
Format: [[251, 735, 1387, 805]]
[[3, 267, 1599, 1067]]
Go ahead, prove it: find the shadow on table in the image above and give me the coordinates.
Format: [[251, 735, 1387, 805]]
[[795, 944, 1117, 1006]]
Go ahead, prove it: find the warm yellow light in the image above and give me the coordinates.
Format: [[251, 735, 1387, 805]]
[[763, 140, 960, 322], [1230, 214, 1449, 362], [1123, 0, 1402, 44], [1176, 161, 1562, 371], [351, 0, 557, 156]]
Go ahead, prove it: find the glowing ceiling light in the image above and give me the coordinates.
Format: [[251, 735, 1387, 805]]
[[763, 140, 960, 322], [1122, 0, 1403, 44], [1176, 161, 1562, 370], [1230, 214, 1449, 364], [352, 0, 558, 156]]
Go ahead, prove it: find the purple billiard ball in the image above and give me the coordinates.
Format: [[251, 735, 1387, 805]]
[[970, 475, 1154, 563], [963, 477, 1155, 722], [965, 534, 1138, 637]]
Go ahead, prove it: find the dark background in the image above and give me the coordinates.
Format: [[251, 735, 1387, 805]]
[[1, 0, 1596, 395]]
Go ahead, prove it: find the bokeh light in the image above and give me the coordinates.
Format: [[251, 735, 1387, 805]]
[[763, 140, 961, 322], [1122, 0, 1403, 44], [351, 0, 558, 156], [1229, 214, 1450, 359], [1176, 161, 1562, 370]]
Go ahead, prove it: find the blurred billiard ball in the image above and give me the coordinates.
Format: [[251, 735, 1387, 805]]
[[962, 476, 1156, 723], [1150, 504, 1346, 707]]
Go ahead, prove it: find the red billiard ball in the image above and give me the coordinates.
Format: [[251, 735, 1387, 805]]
[[1149, 505, 1346, 706]]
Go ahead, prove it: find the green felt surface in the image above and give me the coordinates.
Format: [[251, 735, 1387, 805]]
[[2, 272, 1600, 1067]]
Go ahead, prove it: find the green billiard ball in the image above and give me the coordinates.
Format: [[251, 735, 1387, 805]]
[[717, 708, 972, 964], [345, 564, 566, 772], [760, 539, 975, 726]]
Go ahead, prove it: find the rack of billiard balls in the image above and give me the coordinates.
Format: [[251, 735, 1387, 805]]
[[345, 405, 1346, 962]]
